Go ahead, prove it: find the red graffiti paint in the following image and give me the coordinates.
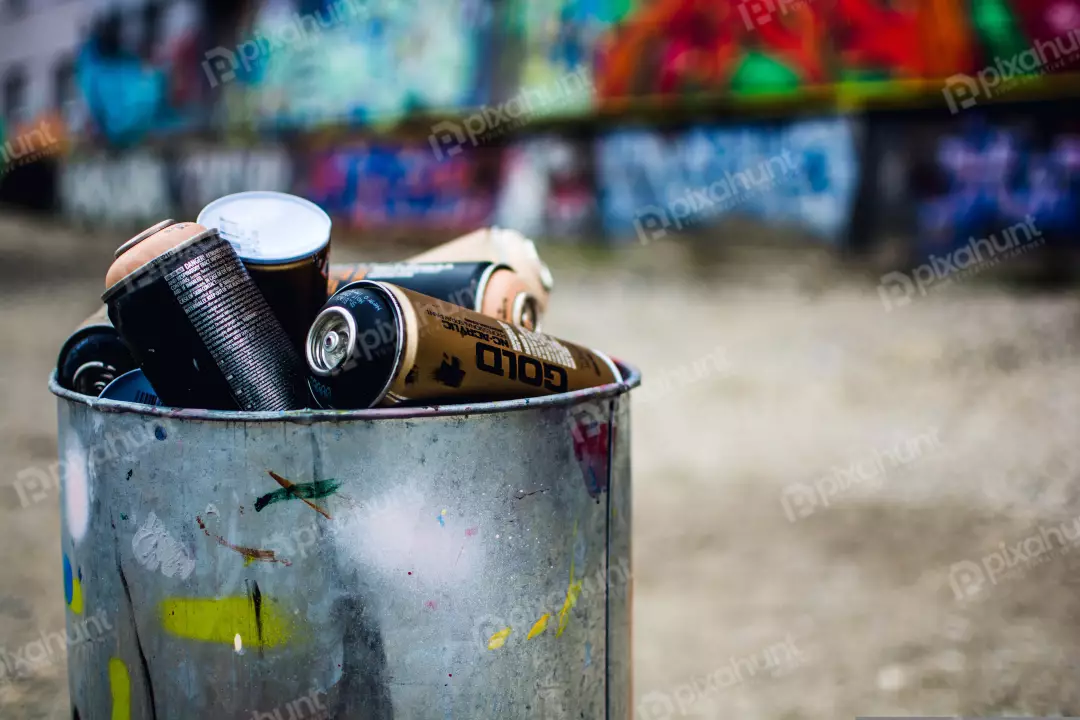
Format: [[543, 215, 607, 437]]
[[572, 419, 612, 499], [196, 516, 291, 567], [465, 527, 478, 537], [425, 600, 437, 610]]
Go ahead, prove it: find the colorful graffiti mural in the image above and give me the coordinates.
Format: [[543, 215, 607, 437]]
[[300, 141, 495, 232], [52, 0, 1080, 146], [495, 135, 599, 238], [225, 0, 492, 128], [76, 0, 206, 145], [915, 113, 1080, 259], [591, 0, 1080, 100], [595, 119, 861, 242]]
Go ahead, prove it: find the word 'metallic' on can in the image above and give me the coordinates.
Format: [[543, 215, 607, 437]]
[[306, 280, 620, 410], [198, 191, 331, 352], [102, 220, 311, 411], [327, 261, 541, 330], [406, 227, 553, 315], [55, 305, 136, 397]]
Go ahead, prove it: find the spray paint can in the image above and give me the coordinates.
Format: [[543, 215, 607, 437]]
[[56, 306, 136, 396], [197, 192, 331, 350], [99, 369, 161, 407], [407, 227, 554, 315], [305, 281, 620, 409], [327, 262, 541, 330], [103, 220, 310, 411]]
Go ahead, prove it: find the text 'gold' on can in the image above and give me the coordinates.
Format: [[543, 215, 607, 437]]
[[306, 280, 620, 409]]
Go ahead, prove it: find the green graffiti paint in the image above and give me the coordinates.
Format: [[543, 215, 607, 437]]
[[255, 472, 341, 516]]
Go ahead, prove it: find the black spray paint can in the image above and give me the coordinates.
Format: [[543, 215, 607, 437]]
[[56, 306, 136, 396], [99, 369, 161, 407], [102, 221, 311, 411], [197, 192, 331, 352], [327, 261, 541, 330]]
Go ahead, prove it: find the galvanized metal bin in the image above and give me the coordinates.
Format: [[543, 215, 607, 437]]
[[50, 363, 638, 720]]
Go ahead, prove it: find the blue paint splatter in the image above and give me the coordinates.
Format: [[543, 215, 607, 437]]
[[437, 515, 445, 527], [63, 555, 73, 605], [154, 426, 167, 441]]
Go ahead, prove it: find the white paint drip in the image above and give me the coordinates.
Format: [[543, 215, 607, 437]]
[[63, 436, 90, 543], [132, 511, 195, 580]]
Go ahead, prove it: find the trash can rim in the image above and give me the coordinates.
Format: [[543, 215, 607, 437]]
[[48, 361, 640, 423]]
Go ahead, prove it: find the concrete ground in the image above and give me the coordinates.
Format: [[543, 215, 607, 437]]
[[2, 212, 1080, 718]]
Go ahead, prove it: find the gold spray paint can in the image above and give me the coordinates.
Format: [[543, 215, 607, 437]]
[[305, 281, 620, 409]]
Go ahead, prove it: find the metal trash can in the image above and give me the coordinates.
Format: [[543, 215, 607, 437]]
[[50, 362, 639, 719]]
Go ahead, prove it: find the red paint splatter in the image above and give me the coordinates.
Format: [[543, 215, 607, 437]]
[[572, 417, 613, 498], [408, 571, 412, 575], [425, 600, 437, 610], [465, 527, 478, 537]]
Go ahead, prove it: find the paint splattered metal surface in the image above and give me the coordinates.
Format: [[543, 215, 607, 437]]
[[50, 362, 639, 719]]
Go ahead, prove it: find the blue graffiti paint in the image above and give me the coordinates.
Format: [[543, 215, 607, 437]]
[[63, 554, 73, 605], [596, 120, 860, 243], [154, 426, 167, 441]]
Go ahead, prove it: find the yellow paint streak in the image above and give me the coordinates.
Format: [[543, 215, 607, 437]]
[[109, 657, 131, 720], [556, 579, 583, 638], [487, 627, 511, 650], [557, 519, 582, 638], [160, 596, 292, 648], [527, 613, 550, 640], [69, 577, 84, 615]]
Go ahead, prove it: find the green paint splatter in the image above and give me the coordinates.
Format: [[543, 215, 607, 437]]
[[254, 478, 341, 512]]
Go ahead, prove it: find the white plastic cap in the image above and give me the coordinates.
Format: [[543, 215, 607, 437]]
[[197, 191, 331, 264]]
